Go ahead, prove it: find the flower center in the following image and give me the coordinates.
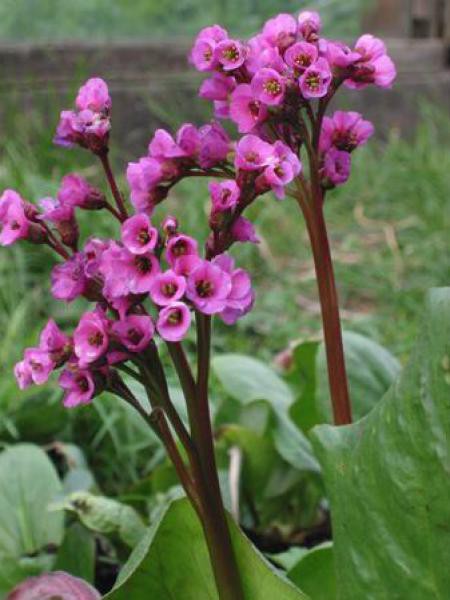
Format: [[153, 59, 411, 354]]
[[134, 256, 152, 273], [137, 228, 150, 245], [244, 151, 259, 164], [263, 79, 282, 96], [295, 54, 312, 68], [127, 327, 143, 345], [168, 309, 182, 325], [222, 45, 240, 62], [196, 279, 214, 298], [30, 359, 42, 371], [76, 375, 89, 392], [248, 101, 261, 118], [171, 240, 188, 257], [306, 73, 321, 90], [10, 220, 20, 230], [88, 331, 104, 347], [162, 282, 177, 297]]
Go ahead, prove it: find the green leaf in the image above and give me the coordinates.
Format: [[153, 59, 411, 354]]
[[106, 498, 308, 599], [0, 443, 64, 597], [288, 341, 321, 433], [316, 331, 401, 422], [212, 354, 319, 473], [55, 491, 146, 549], [212, 354, 293, 409], [288, 543, 336, 600], [54, 523, 96, 583], [311, 289, 450, 598]]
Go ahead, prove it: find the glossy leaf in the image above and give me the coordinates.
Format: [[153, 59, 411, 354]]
[[288, 543, 336, 600], [0, 444, 64, 597], [54, 523, 96, 584], [311, 289, 450, 598], [106, 498, 308, 600]]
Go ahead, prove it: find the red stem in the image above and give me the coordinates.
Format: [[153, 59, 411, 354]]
[[99, 152, 128, 221]]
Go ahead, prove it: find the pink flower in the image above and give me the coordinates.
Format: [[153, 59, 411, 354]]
[[199, 74, 236, 117], [262, 141, 302, 199], [0, 189, 32, 246], [162, 215, 178, 235], [54, 109, 110, 154], [121, 214, 158, 255], [156, 302, 191, 342], [173, 254, 202, 277], [320, 111, 374, 153], [58, 174, 105, 210], [76, 77, 111, 113], [40, 319, 72, 364], [166, 234, 199, 267], [74, 311, 109, 366], [198, 123, 231, 168], [229, 84, 268, 133], [51, 253, 87, 301], [346, 34, 396, 89], [149, 129, 186, 159], [321, 40, 360, 69], [150, 270, 187, 306], [246, 35, 286, 76], [214, 39, 246, 71], [190, 25, 229, 72], [251, 68, 286, 106], [14, 360, 33, 390], [285, 42, 318, 72], [213, 254, 254, 324], [231, 216, 259, 244], [126, 157, 165, 214], [23, 348, 54, 385], [111, 315, 155, 352], [100, 244, 160, 297], [59, 367, 96, 408], [298, 11, 321, 42], [186, 260, 232, 314], [299, 58, 332, 99], [262, 13, 297, 50], [83, 237, 110, 278], [209, 180, 240, 213], [322, 147, 351, 186], [38, 197, 79, 249], [6, 571, 101, 600], [235, 135, 273, 171], [176, 123, 200, 157]]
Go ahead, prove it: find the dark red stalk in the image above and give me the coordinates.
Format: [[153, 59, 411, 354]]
[[98, 152, 129, 221]]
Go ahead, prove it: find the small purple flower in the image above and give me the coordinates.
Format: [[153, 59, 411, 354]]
[[346, 34, 396, 89], [23, 347, 55, 385], [214, 39, 246, 71], [83, 237, 110, 278], [319, 111, 374, 153], [126, 157, 165, 214], [149, 129, 187, 160], [76, 77, 111, 113], [58, 174, 105, 210], [213, 254, 254, 324], [40, 319, 72, 364], [111, 315, 155, 352], [321, 40, 360, 70], [262, 13, 297, 50], [251, 68, 286, 106], [190, 25, 229, 72], [209, 180, 240, 213], [199, 73, 236, 118], [235, 135, 273, 171], [298, 10, 321, 42], [54, 109, 110, 154], [246, 35, 286, 76], [157, 302, 192, 342], [100, 244, 160, 297], [285, 42, 318, 72], [14, 360, 33, 390], [231, 216, 260, 244], [186, 260, 232, 315], [51, 253, 87, 301], [59, 368, 96, 408], [0, 190, 34, 247], [166, 234, 199, 267], [173, 254, 202, 277], [176, 123, 200, 157], [6, 571, 101, 600], [322, 147, 351, 186], [299, 58, 332, 99], [39, 197, 79, 249], [229, 84, 268, 133], [121, 214, 158, 255], [150, 270, 187, 306], [198, 122, 231, 168], [262, 141, 302, 199], [74, 311, 109, 366]]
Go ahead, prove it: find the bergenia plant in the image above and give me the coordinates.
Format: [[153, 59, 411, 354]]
[[0, 8, 395, 600]]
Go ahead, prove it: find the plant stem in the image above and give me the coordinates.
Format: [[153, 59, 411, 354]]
[[99, 151, 128, 221], [192, 313, 245, 600], [296, 188, 352, 425]]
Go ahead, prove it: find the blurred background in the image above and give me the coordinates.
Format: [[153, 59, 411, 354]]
[[0, 0, 448, 579]]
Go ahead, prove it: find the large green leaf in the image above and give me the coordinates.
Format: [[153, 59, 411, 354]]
[[0, 444, 64, 597], [316, 331, 401, 422], [106, 498, 309, 600], [54, 523, 96, 583], [212, 354, 319, 472], [311, 288, 450, 599], [288, 543, 336, 600]]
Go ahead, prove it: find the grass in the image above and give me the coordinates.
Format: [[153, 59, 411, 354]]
[[0, 97, 449, 493]]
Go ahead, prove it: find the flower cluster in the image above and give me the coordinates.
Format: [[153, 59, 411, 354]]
[[1, 8, 395, 412]]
